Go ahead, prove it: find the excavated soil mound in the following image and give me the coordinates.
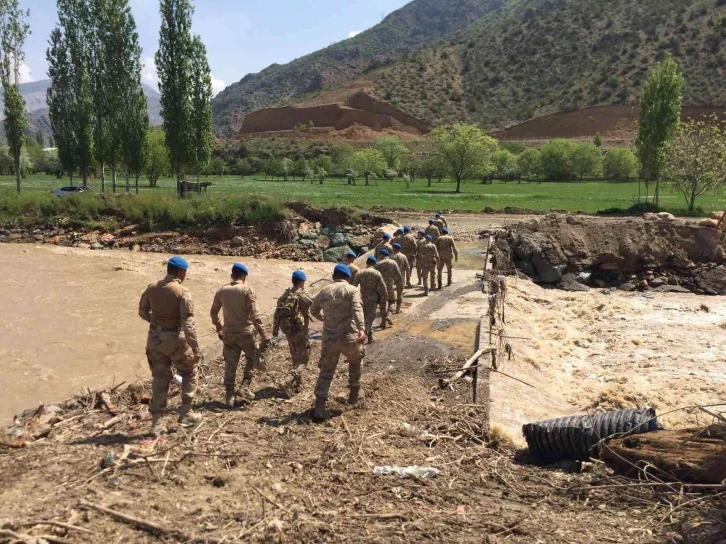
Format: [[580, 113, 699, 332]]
[[494, 214, 726, 294]]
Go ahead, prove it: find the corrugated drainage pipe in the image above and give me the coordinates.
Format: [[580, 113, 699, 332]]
[[522, 408, 659, 462]]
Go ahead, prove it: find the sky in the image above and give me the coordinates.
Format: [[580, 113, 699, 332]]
[[22, 0, 411, 96]]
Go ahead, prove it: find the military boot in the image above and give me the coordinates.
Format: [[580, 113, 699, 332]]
[[178, 405, 203, 427], [367, 331, 373, 344], [395, 299, 402, 314], [238, 378, 255, 402], [380, 317, 388, 330], [149, 414, 166, 437], [225, 390, 235, 409], [424, 289, 429, 297], [386, 314, 394, 326], [312, 397, 327, 423], [348, 386, 361, 405], [437, 278, 443, 290], [447, 278, 452, 287]]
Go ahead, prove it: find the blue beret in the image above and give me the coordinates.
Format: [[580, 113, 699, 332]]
[[379, 249, 390, 256], [404, 226, 411, 232], [442, 228, 449, 234], [437, 210, 443, 214], [436, 212, 442, 217], [334, 264, 352, 278], [292, 270, 307, 282], [428, 219, 434, 224], [425, 235, 433, 240], [168, 256, 188, 270], [383, 233, 392, 240], [232, 262, 249, 275], [346, 251, 357, 259], [418, 229, 425, 235], [393, 243, 402, 249], [367, 256, 377, 264], [395, 228, 403, 234]]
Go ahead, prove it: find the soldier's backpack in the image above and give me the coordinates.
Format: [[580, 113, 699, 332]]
[[277, 291, 305, 335]]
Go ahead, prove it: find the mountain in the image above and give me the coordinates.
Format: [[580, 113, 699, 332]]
[[211, 0, 507, 137], [0, 79, 163, 142], [213, 0, 726, 138]]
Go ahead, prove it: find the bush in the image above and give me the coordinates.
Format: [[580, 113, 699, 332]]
[[540, 139, 577, 181], [603, 148, 639, 181]]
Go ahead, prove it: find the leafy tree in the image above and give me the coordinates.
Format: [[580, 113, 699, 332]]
[[234, 157, 254, 177], [664, 117, 726, 211], [430, 123, 498, 193], [209, 156, 225, 177], [603, 148, 639, 181], [492, 149, 519, 182], [262, 157, 282, 180], [89, 0, 110, 191], [280, 157, 292, 180], [375, 136, 408, 169], [315, 154, 333, 180], [35, 131, 43, 147], [331, 143, 354, 174], [571, 143, 603, 181], [156, 0, 194, 193], [292, 157, 308, 180], [125, 84, 148, 194], [350, 148, 387, 186], [47, 27, 77, 183], [594, 132, 603, 148], [144, 129, 170, 187], [0, 0, 30, 194], [401, 154, 420, 183], [517, 148, 542, 181], [636, 55, 684, 206], [419, 153, 446, 187], [189, 35, 212, 187], [540, 139, 577, 181]]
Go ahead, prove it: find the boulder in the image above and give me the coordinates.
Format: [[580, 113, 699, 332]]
[[90, 242, 103, 250], [711, 211, 725, 221], [652, 285, 691, 294], [700, 219, 719, 229], [8, 233, 21, 240], [657, 212, 676, 222], [231, 236, 246, 247], [649, 278, 666, 288], [531, 253, 566, 283], [618, 283, 636, 292], [329, 232, 354, 248], [301, 232, 319, 241], [320, 226, 338, 237], [297, 239, 317, 248], [693, 266, 726, 296], [81, 231, 100, 243], [558, 274, 590, 292], [348, 235, 370, 252], [322, 245, 351, 263]]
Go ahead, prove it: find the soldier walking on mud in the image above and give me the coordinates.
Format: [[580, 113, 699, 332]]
[[415, 229, 426, 285], [310, 264, 366, 422], [435, 228, 458, 289], [344, 251, 359, 284], [400, 226, 417, 287], [435, 212, 448, 230], [420, 235, 440, 296], [391, 243, 411, 296], [376, 248, 404, 320], [138, 256, 202, 436], [272, 270, 314, 396], [375, 232, 394, 261], [425, 218, 441, 242], [210, 263, 270, 408], [354, 256, 388, 343]]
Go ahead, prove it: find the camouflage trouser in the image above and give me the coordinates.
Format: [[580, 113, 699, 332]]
[[362, 296, 379, 333], [404, 253, 416, 282], [437, 259, 453, 285], [285, 330, 310, 386], [146, 331, 197, 415], [315, 338, 365, 399], [422, 266, 437, 292], [223, 331, 258, 393]]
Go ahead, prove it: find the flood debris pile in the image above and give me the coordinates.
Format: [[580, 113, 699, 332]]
[[494, 214, 726, 294]]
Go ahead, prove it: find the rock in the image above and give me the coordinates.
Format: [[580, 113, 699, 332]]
[[667, 277, 679, 285], [99, 233, 115, 244], [618, 283, 636, 292], [649, 278, 666, 288], [348, 235, 370, 252], [699, 219, 719, 229], [531, 253, 566, 284], [693, 265, 726, 295], [514, 260, 539, 281], [644, 213, 658, 221], [90, 242, 103, 250], [328, 232, 353, 248], [652, 285, 691, 294], [297, 222, 312, 237], [558, 274, 590, 292], [301, 232, 319, 241], [599, 262, 620, 272], [231, 236, 245, 247], [594, 279, 607, 288], [711, 211, 725, 221], [320, 226, 338, 237], [637, 280, 649, 290], [76, 243, 91, 249], [657, 212, 676, 222], [322, 245, 351, 263], [118, 224, 140, 236], [8, 233, 22, 240], [81, 231, 100, 243], [130, 243, 141, 252], [33, 234, 44, 241], [297, 239, 317, 248]]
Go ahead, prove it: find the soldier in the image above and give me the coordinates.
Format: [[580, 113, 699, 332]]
[[415, 229, 426, 286], [391, 243, 411, 298], [420, 235, 439, 296], [393, 227, 404, 245], [344, 251, 359, 284], [436, 211, 448, 229], [310, 264, 366, 422], [433, 214, 446, 234], [272, 270, 314, 396], [425, 218, 441, 242], [210, 263, 270, 409], [400, 226, 417, 287], [138, 256, 202, 436], [353, 256, 388, 344], [375, 232, 394, 261], [376, 248, 404, 320], [436, 227, 459, 289]]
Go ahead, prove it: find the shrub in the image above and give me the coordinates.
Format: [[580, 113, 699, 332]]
[[603, 148, 639, 181]]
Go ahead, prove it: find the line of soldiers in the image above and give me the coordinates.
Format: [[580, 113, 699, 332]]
[[137, 212, 457, 435]]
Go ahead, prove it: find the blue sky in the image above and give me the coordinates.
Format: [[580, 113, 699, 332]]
[[22, 0, 411, 95]]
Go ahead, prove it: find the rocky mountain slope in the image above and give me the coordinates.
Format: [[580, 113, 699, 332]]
[[213, 0, 726, 137]]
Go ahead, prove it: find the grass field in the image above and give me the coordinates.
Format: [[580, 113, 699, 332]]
[[2, 174, 725, 216]]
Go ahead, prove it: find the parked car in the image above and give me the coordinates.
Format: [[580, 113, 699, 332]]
[[51, 186, 87, 197]]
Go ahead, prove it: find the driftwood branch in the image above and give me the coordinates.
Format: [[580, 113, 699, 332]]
[[439, 347, 494, 388]]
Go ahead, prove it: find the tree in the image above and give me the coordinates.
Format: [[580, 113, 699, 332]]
[[540, 139, 577, 181], [635, 55, 684, 206], [188, 35, 212, 188], [571, 143, 603, 182], [280, 157, 292, 180], [492, 149, 519, 182], [89, 0, 110, 192], [331, 143, 353, 175], [350, 148, 387, 186], [419, 153, 446, 187], [315, 154, 333, 181], [0, 0, 30, 194], [375, 136, 408, 170], [594, 133, 603, 148], [603, 148, 639, 182], [664, 117, 726, 211], [156, 0, 194, 193], [234, 157, 254, 177], [430, 123, 498, 193], [35, 131, 43, 147], [125, 85, 149, 194], [209, 156, 225, 177], [144, 129, 170, 187], [517, 148, 542, 181], [292, 157, 308, 180], [47, 27, 77, 184]]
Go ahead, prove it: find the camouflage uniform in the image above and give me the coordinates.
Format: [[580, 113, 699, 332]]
[[210, 281, 266, 398], [353, 268, 388, 334], [310, 280, 365, 400], [425, 224, 441, 242], [139, 275, 199, 416], [436, 234, 458, 288], [391, 252, 411, 298], [419, 241, 440, 294], [437, 215, 449, 229], [376, 257, 404, 317], [375, 241, 394, 261], [433, 219, 446, 233], [400, 234, 417, 284], [347, 263, 360, 285], [415, 237, 426, 285], [272, 287, 313, 390]]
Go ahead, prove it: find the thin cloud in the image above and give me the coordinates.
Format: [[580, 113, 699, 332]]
[[142, 56, 225, 97], [211, 75, 226, 97], [348, 30, 361, 38], [19, 62, 33, 83]]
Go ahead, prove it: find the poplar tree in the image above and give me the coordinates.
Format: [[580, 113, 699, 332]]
[[0, 0, 30, 194], [90, 0, 110, 191], [47, 27, 77, 184], [189, 35, 212, 188], [156, 0, 194, 195]]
